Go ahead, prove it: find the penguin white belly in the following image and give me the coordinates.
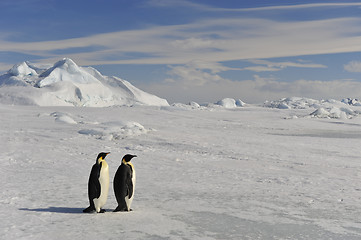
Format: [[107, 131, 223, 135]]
[[93, 162, 109, 212], [125, 168, 136, 211]]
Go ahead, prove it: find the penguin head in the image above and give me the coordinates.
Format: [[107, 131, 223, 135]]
[[122, 154, 137, 164], [96, 152, 110, 164]]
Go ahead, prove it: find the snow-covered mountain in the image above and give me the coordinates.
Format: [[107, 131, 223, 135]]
[[0, 58, 169, 107]]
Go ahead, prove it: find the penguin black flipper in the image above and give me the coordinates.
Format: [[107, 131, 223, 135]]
[[83, 163, 101, 213], [113, 164, 127, 201], [89, 163, 102, 199], [126, 170, 133, 199]]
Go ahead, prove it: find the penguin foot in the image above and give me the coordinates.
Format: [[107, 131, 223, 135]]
[[98, 209, 106, 213], [113, 206, 132, 212], [83, 206, 96, 213]]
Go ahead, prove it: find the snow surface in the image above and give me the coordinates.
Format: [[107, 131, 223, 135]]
[[216, 98, 246, 108], [264, 97, 361, 119], [2, 103, 361, 239], [0, 58, 169, 107], [342, 98, 361, 106]]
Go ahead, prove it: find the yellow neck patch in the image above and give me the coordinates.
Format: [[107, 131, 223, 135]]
[[98, 157, 104, 165], [122, 159, 134, 169]]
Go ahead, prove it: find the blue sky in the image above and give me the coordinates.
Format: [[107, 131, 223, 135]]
[[2, 0, 361, 103]]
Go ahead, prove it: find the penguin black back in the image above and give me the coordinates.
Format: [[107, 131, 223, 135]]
[[113, 154, 137, 212]]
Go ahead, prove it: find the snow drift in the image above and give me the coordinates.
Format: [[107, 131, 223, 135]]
[[263, 97, 321, 109], [216, 98, 246, 108], [264, 97, 361, 119], [0, 58, 169, 107], [341, 98, 361, 106], [170, 98, 247, 110], [78, 121, 149, 140]]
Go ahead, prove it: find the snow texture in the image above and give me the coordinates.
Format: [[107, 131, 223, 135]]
[[342, 98, 361, 106], [78, 121, 149, 140], [264, 97, 361, 119], [0, 58, 169, 107], [2, 103, 361, 239], [216, 98, 246, 108]]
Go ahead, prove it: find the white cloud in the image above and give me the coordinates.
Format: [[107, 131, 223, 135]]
[[243, 59, 327, 72], [139, 60, 361, 104], [243, 66, 281, 72], [212, 3, 361, 12], [344, 61, 361, 73], [146, 0, 205, 9], [184, 60, 242, 73], [1, 15, 361, 69], [163, 60, 248, 87], [166, 63, 225, 86], [248, 59, 327, 69], [171, 37, 213, 50], [148, 1, 361, 13], [141, 74, 361, 104]]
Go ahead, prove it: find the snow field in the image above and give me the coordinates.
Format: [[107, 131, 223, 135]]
[[1, 104, 361, 239]]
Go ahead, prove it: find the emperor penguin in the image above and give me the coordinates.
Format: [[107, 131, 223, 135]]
[[113, 154, 137, 212], [83, 152, 110, 213]]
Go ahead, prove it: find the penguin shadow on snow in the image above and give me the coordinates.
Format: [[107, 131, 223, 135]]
[[19, 207, 87, 214]]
